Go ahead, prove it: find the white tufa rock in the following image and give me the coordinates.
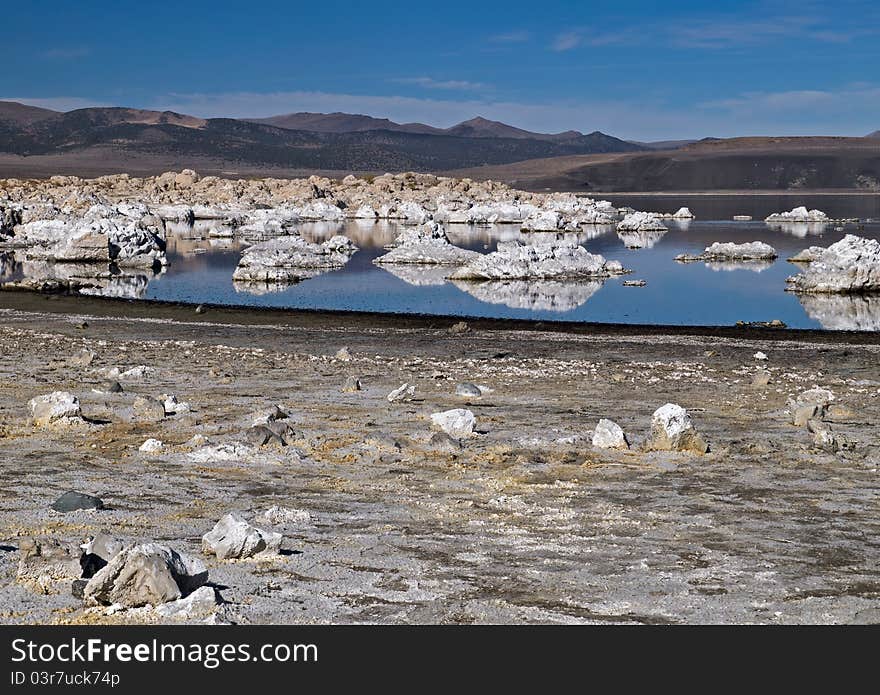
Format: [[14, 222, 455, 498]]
[[676, 241, 777, 263], [753, 352, 768, 361], [373, 222, 480, 265], [592, 419, 629, 450], [202, 513, 282, 560], [232, 234, 357, 284], [648, 403, 709, 454], [765, 206, 829, 223], [387, 383, 416, 402], [139, 438, 164, 453], [785, 235, 880, 294], [255, 505, 312, 527], [431, 408, 476, 439], [449, 240, 627, 281], [616, 212, 667, 232], [28, 391, 81, 427]]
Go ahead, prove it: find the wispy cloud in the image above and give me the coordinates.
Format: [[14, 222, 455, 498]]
[[672, 13, 873, 48], [700, 85, 880, 113], [42, 46, 91, 60], [391, 77, 488, 91], [488, 31, 530, 43], [551, 31, 582, 51]]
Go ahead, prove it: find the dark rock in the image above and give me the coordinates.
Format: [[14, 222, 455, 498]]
[[102, 380, 123, 393], [51, 491, 104, 513], [71, 579, 88, 599]]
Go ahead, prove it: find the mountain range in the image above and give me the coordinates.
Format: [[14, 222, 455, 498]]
[[0, 101, 644, 174], [2, 100, 878, 190]]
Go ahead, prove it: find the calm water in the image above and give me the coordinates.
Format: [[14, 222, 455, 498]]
[[8, 195, 880, 329]]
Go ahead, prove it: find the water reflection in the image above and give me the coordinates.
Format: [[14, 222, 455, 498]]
[[451, 279, 605, 311], [617, 229, 667, 249], [379, 264, 452, 287], [705, 260, 775, 273], [766, 221, 830, 238], [797, 293, 880, 331]]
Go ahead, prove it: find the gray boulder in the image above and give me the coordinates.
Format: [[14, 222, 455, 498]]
[[202, 513, 282, 560], [83, 543, 208, 607]]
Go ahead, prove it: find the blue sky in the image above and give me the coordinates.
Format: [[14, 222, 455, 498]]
[[2, 0, 878, 139]]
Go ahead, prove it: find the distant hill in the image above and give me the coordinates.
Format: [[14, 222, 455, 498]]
[[250, 112, 443, 135], [0, 101, 59, 125], [450, 136, 880, 191], [0, 100, 644, 174], [867, 130, 880, 138]]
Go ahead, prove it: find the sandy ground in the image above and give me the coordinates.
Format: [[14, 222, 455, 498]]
[[0, 294, 878, 625]]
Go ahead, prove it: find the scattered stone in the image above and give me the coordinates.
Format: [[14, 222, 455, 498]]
[[161, 394, 191, 415], [202, 513, 282, 560], [101, 380, 124, 393], [448, 321, 469, 334], [245, 425, 287, 448], [83, 543, 208, 607], [793, 404, 820, 427], [251, 404, 288, 426], [139, 438, 163, 453], [80, 533, 124, 578], [255, 505, 312, 527], [647, 403, 709, 454], [29, 391, 81, 427], [195, 304, 206, 314], [592, 418, 629, 450], [51, 490, 104, 512], [752, 370, 772, 387], [826, 403, 856, 421], [154, 585, 218, 618], [132, 395, 166, 423], [342, 376, 362, 392], [387, 383, 416, 402], [622, 279, 647, 287], [335, 346, 352, 361], [754, 351, 768, 360], [17, 537, 83, 593], [68, 348, 95, 368], [455, 382, 483, 399], [431, 409, 476, 439], [428, 431, 463, 452]]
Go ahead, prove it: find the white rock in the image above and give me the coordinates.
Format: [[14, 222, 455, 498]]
[[233, 234, 357, 283], [431, 408, 476, 438], [766, 206, 829, 223], [616, 212, 667, 232], [202, 513, 282, 560], [753, 352, 768, 361], [139, 438, 163, 453], [387, 383, 416, 402], [374, 222, 480, 265], [786, 235, 880, 293], [449, 240, 627, 280], [672, 207, 695, 219], [592, 419, 629, 449], [648, 403, 708, 454], [28, 391, 81, 427], [677, 241, 777, 262], [255, 505, 312, 527]]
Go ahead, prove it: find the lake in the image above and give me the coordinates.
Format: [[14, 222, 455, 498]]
[[8, 194, 880, 330]]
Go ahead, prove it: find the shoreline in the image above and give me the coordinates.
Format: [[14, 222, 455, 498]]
[[2, 290, 880, 345]]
